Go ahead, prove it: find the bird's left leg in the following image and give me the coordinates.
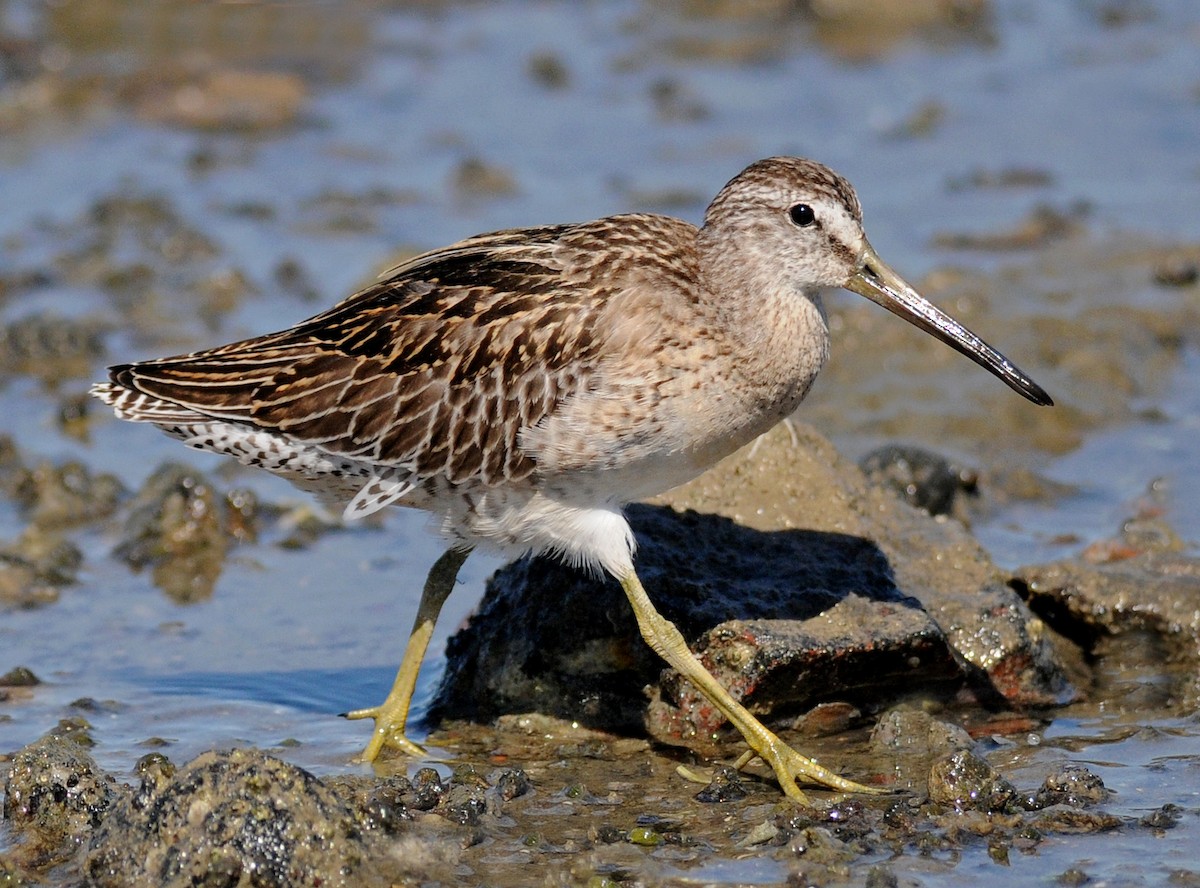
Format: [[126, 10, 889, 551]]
[[345, 546, 472, 762]]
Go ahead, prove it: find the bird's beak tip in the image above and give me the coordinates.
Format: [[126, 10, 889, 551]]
[[843, 248, 1054, 408]]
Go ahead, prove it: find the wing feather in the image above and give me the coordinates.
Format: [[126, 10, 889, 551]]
[[99, 214, 702, 491], [101, 223, 618, 486]]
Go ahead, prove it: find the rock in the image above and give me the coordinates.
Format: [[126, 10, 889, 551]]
[[933, 202, 1088, 251], [693, 766, 748, 803], [0, 666, 40, 687], [451, 157, 518, 199], [83, 748, 399, 888], [927, 750, 1017, 813], [434, 423, 1072, 746], [12, 460, 122, 530], [113, 463, 231, 603], [1026, 765, 1108, 809], [1140, 803, 1183, 830], [1030, 806, 1121, 834], [1014, 551, 1200, 655], [3, 734, 116, 869], [858, 444, 978, 518], [869, 706, 973, 757], [0, 313, 107, 383]]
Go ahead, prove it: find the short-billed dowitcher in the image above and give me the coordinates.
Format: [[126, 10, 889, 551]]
[[93, 157, 1051, 802]]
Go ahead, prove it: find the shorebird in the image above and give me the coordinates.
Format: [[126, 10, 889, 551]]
[[92, 157, 1051, 802]]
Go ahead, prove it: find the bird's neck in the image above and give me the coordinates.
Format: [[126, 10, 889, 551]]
[[695, 229, 831, 415]]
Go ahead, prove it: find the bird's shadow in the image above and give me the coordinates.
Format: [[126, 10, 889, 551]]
[[118, 504, 950, 744], [432, 502, 957, 735]]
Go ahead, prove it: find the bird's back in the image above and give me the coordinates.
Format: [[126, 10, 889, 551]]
[[93, 213, 714, 521]]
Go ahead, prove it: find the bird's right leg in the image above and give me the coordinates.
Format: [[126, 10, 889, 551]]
[[345, 546, 472, 762], [619, 569, 880, 803]]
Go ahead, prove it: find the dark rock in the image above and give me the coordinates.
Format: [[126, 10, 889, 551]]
[[0, 313, 107, 383], [493, 768, 531, 801], [0, 533, 83, 609], [1152, 258, 1198, 288], [13, 460, 122, 530], [527, 51, 570, 89], [1057, 867, 1092, 886], [408, 767, 447, 811], [436, 505, 959, 744], [1140, 803, 1183, 830], [440, 783, 488, 827], [814, 799, 875, 841], [865, 863, 899, 888], [1027, 765, 1108, 809], [359, 779, 415, 834], [858, 444, 978, 517], [435, 424, 1071, 746], [83, 748, 397, 888], [694, 766, 748, 803], [451, 157, 518, 199]]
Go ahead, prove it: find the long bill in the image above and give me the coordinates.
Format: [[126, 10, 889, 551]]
[[844, 243, 1053, 407]]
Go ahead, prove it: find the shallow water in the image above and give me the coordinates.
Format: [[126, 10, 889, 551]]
[[2, 0, 1199, 882]]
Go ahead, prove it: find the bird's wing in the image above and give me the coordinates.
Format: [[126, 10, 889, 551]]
[[102, 222, 634, 487]]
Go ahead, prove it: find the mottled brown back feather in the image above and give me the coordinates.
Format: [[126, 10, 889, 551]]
[[103, 217, 683, 486]]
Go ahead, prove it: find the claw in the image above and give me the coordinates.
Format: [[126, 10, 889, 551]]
[[344, 705, 427, 762], [746, 738, 884, 804]]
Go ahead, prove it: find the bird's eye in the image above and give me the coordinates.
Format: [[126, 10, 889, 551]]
[[788, 204, 816, 227]]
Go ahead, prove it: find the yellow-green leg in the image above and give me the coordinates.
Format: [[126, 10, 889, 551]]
[[619, 570, 879, 804], [345, 546, 472, 762]]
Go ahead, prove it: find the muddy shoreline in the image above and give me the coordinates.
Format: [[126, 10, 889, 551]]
[[4, 406, 1200, 885], [4, 0, 1200, 884]]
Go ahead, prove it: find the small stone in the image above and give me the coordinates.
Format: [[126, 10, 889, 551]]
[[694, 766, 748, 803], [859, 445, 977, 517], [865, 864, 899, 888], [1028, 765, 1108, 809], [627, 826, 664, 846], [737, 820, 780, 848], [1140, 803, 1183, 830], [0, 666, 40, 687], [408, 767, 446, 811], [440, 784, 487, 827], [452, 158, 518, 198], [1032, 806, 1122, 834], [593, 825, 625, 844], [1056, 867, 1091, 886], [494, 768, 531, 801], [527, 52, 569, 89], [928, 750, 1017, 812]]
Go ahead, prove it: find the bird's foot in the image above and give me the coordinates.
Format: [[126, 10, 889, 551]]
[[747, 737, 883, 804], [342, 703, 426, 762]]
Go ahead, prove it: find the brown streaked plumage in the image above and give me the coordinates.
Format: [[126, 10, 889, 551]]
[[93, 157, 1052, 802]]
